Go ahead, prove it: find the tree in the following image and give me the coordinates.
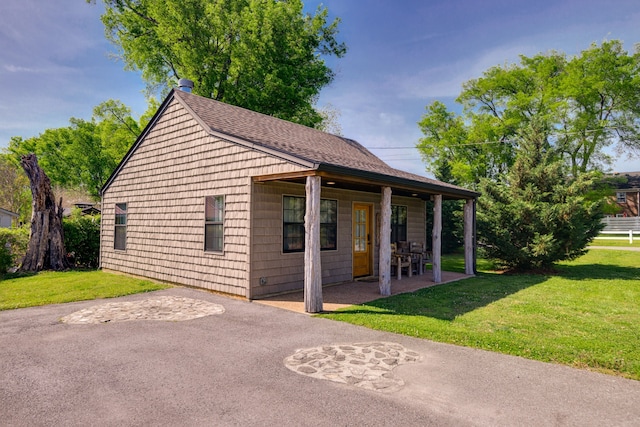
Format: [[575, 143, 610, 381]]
[[477, 124, 604, 270], [316, 103, 343, 135], [417, 40, 640, 186], [425, 161, 464, 254], [0, 154, 31, 223], [8, 100, 142, 198], [94, 0, 346, 128], [20, 154, 69, 272]]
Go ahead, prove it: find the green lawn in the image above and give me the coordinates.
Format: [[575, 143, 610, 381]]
[[318, 249, 640, 380], [0, 270, 169, 310], [590, 237, 640, 247]]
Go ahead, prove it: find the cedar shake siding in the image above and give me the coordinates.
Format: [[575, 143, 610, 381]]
[[101, 88, 477, 301], [250, 181, 426, 297], [100, 98, 304, 296]]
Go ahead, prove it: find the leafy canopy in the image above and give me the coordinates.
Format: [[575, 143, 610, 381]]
[[0, 155, 30, 223], [94, 0, 346, 128], [7, 100, 146, 198], [417, 40, 640, 186]]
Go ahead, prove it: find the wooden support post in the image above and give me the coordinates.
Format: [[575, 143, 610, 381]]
[[432, 194, 442, 283], [304, 176, 323, 313], [464, 198, 475, 275], [379, 186, 392, 296]]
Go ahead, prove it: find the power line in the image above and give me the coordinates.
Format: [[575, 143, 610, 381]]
[[367, 126, 625, 150]]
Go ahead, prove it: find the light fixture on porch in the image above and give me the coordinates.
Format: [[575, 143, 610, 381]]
[[411, 193, 418, 197], [327, 181, 336, 185]]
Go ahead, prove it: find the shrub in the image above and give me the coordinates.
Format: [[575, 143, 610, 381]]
[[63, 212, 101, 268], [0, 226, 30, 274]]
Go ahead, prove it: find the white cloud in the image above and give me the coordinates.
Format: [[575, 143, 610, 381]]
[[3, 64, 40, 73]]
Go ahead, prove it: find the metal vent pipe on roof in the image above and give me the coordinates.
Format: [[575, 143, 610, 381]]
[[178, 78, 194, 92]]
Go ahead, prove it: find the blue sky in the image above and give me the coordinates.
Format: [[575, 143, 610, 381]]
[[1, 0, 640, 177]]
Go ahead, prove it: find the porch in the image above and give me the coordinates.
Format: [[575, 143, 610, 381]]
[[254, 270, 472, 314], [252, 171, 478, 313]]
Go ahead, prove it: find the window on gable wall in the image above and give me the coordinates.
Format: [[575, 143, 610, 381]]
[[283, 195, 337, 253], [205, 196, 224, 252], [114, 203, 127, 250], [390, 205, 407, 244], [617, 192, 627, 203]]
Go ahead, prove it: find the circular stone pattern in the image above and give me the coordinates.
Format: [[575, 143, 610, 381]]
[[60, 296, 225, 324], [284, 342, 421, 393]]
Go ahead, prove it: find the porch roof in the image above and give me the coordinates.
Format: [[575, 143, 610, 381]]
[[174, 90, 478, 200]]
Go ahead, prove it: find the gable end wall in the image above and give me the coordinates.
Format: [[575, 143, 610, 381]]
[[100, 98, 305, 296]]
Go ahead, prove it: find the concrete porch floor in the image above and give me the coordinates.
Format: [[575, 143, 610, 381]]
[[254, 270, 472, 314]]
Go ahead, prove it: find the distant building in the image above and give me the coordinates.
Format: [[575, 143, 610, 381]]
[[0, 208, 19, 228], [62, 203, 101, 217], [608, 172, 640, 217]]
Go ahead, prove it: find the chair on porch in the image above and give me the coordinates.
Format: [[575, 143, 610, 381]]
[[410, 241, 432, 275], [391, 242, 412, 280]]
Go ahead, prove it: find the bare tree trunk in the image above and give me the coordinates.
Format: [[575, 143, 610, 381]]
[[379, 186, 392, 296], [304, 176, 322, 313], [19, 154, 69, 272]]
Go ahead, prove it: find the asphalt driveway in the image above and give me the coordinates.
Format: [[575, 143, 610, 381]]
[[1, 287, 639, 426]]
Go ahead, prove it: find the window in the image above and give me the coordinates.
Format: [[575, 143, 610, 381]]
[[617, 192, 627, 203], [205, 196, 224, 252], [114, 203, 127, 250], [283, 196, 305, 252], [320, 199, 338, 250], [283, 196, 337, 253], [391, 205, 407, 244]]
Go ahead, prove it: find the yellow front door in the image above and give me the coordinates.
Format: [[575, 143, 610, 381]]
[[353, 203, 372, 277]]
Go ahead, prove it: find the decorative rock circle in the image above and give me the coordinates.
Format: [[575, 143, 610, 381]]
[[284, 342, 421, 393], [60, 296, 225, 324]]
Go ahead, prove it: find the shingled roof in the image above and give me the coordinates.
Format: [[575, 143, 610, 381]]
[[103, 89, 477, 198], [609, 172, 640, 190], [173, 90, 476, 198]]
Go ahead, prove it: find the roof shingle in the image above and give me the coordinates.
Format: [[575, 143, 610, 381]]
[[174, 90, 475, 197]]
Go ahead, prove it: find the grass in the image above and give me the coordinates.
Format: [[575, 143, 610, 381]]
[[0, 270, 169, 311], [591, 237, 640, 247], [318, 249, 640, 380]]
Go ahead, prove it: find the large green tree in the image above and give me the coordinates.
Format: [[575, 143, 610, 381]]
[[477, 125, 604, 270], [8, 100, 143, 198], [94, 0, 346, 128], [418, 40, 640, 186]]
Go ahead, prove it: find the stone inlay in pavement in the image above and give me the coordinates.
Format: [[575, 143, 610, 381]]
[[284, 342, 421, 393], [60, 296, 225, 324]]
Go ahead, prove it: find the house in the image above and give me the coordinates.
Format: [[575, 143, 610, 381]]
[[607, 172, 640, 217], [63, 203, 101, 217], [100, 85, 478, 312], [0, 208, 18, 228]]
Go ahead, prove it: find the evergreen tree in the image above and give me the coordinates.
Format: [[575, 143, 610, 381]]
[[477, 125, 604, 270]]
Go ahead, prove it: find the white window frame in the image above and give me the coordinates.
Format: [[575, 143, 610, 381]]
[[205, 195, 224, 253], [114, 203, 127, 251]]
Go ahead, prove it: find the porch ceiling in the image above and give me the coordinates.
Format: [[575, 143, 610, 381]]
[[252, 168, 476, 201]]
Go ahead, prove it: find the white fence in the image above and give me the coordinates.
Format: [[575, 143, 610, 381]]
[[597, 217, 640, 243]]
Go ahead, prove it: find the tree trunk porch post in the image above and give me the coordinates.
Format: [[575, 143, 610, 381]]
[[379, 186, 392, 296], [304, 175, 323, 313], [432, 194, 442, 283], [464, 198, 476, 275]]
